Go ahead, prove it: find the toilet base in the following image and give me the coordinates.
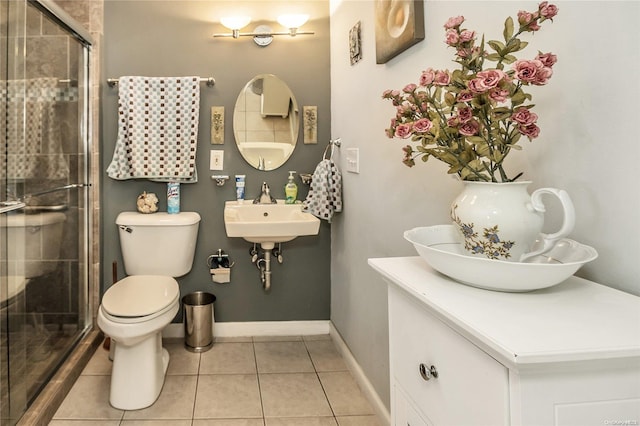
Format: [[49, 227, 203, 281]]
[[109, 332, 169, 410]]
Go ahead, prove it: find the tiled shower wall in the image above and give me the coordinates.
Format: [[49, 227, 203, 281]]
[[51, 0, 103, 323]]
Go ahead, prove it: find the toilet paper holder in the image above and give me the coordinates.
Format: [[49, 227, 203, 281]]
[[207, 249, 234, 284]]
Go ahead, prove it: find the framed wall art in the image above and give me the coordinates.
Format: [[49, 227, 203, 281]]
[[375, 0, 425, 64], [211, 106, 224, 144], [349, 21, 362, 65], [303, 106, 318, 144]]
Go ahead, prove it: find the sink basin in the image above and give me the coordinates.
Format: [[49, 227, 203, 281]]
[[224, 200, 320, 248]]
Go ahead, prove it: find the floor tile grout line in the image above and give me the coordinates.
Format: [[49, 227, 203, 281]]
[[190, 350, 202, 423], [251, 339, 267, 424], [304, 337, 338, 421]]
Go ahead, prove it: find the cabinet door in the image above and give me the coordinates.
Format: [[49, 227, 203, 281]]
[[389, 286, 509, 426], [394, 382, 432, 426]]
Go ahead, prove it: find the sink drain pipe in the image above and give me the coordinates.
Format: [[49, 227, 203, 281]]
[[257, 250, 272, 291]]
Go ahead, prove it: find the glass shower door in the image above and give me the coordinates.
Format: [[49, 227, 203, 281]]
[[1, 1, 92, 424], [1, 0, 29, 422]]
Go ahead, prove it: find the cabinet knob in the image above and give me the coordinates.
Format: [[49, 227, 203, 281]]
[[419, 363, 438, 381]]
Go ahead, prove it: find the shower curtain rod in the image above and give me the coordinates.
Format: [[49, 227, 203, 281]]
[[107, 77, 216, 88]]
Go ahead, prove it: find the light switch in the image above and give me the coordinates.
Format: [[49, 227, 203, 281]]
[[210, 150, 224, 170], [346, 148, 359, 173]]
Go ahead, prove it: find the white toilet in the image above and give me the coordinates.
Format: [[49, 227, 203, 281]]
[[97, 211, 201, 410], [2, 211, 67, 306]]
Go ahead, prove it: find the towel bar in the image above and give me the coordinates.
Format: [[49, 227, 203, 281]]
[[107, 77, 216, 88]]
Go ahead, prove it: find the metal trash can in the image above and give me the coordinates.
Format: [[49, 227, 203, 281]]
[[182, 291, 216, 353]]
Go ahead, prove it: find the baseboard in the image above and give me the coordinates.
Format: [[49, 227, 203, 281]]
[[162, 320, 331, 338], [329, 323, 391, 426]]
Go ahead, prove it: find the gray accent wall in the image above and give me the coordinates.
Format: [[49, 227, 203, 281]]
[[100, 1, 331, 322]]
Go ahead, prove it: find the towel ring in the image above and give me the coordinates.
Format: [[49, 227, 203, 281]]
[[323, 138, 342, 160]]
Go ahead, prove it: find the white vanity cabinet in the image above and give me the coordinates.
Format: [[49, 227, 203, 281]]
[[369, 257, 640, 426]]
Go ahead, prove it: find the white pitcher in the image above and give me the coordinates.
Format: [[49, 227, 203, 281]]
[[450, 181, 575, 262]]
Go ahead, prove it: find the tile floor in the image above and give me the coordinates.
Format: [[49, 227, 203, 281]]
[[50, 335, 382, 426]]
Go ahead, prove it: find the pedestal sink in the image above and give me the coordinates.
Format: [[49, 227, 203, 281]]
[[223, 200, 320, 249]]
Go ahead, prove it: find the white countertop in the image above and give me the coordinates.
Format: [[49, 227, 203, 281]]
[[369, 256, 640, 365]]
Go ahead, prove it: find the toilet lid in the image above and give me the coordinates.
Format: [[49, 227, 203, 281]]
[[102, 275, 179, 317]]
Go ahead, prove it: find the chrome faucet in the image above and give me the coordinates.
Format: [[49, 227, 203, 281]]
[[253, 182, 276, 204]]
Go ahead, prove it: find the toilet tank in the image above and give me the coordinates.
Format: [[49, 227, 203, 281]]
[[3, 212, 66, 278], [116, 212, 201, 277]]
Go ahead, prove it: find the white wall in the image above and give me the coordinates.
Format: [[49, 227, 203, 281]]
[[329, 0, 640, 410]]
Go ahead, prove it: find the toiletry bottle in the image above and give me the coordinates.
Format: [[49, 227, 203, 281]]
[[235, 175, 246, 202], [285, 171, 297, 204], [167, 182, 180, 214]]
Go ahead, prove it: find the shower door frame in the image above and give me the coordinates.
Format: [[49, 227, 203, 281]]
[[1, 0, 94, 423]]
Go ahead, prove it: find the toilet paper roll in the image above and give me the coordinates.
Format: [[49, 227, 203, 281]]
[[211, 267, 230, 284]]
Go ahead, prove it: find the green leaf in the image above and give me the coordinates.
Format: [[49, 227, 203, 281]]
[[485, 53, 501, 62], [502, 54, 517, 64], [491, 107, 512, 120], [444, 92, 456, 106], [519, 41, 529, 50], [488, 40, 505, 54], [476, 142, 491, 157], [466, 136, 486, 145], [511, 89, 527, 106], [503, 17, 514, 42]]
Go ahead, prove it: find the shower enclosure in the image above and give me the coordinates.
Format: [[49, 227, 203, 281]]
[[0, 0, 92, 424]]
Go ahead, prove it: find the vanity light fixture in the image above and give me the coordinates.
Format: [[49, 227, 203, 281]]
[[219, 16, 252, 38], [213, 14, 314, 46]]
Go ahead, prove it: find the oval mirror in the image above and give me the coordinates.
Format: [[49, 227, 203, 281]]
[[233, 74, 299, 171]]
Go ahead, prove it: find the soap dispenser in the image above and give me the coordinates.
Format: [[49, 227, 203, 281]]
[[285, 171, 298, 204]]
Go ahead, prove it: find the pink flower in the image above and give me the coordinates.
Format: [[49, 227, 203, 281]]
[[518, 123, 540, 139], [539, 2, 558, 19], [444, 16, 464, 29], [489, 88, 509, 103], [459, 30, 476, 43], [459, 119, 480, 136], [434, 70, 451, 86], [518, 10, 535, 25], [533, 66, 553, 85], [445, 30, 460, 46], [419, 68, 436, 86], [394, 123, 413, 139], [403, 83, 417, 93], [536, 52, 557, 68], [476, 69, 507, 89], [447, 116, 459, 127], [456, 48, 470, 58], [413, 118, 433, 133], [512, 59, 544, 83], [457, 106, 473, 123], [512, 107, 538, 125], [468, 77, 489, 93], [457, 90, 474, 103], [518, 10, 541, 31]]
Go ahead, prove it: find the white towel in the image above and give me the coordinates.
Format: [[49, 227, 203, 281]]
[[0, 78, 68, 181], [106, 76, 200, 182], [303, 159, 342, 222]]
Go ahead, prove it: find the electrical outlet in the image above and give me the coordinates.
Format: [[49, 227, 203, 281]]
[[210, 150, 224, 170], [346, 148, 359, 173]]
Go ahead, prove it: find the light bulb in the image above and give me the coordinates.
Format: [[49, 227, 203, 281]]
[[220, 16, 251, 31], [277, 14, 309, 30]]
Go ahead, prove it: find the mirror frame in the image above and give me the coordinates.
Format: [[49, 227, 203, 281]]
[[233, 74, 299, 171]]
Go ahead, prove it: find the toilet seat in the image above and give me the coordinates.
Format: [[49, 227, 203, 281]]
[[102, 275, 179, 323]]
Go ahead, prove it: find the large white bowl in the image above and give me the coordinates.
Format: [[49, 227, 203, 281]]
[[404, 225, 598, 292]]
